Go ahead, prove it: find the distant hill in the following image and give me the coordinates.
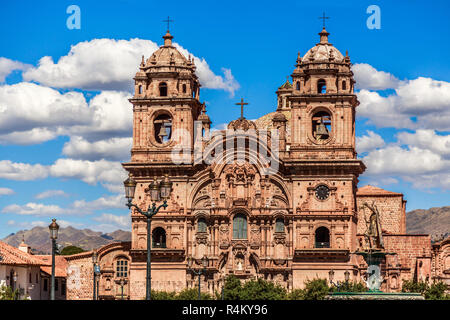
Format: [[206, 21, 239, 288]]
[[406, 206, 450, 242], [1, 226, 131, 254]]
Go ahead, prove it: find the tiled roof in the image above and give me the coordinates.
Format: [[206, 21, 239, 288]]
[[36, 255, 68, 278], [0, 241, 44, 266], [357, 185, 403, 196]]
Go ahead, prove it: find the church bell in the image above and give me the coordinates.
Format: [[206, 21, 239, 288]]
[[316, 119, 329, 137], [158, 124, 168, 139]]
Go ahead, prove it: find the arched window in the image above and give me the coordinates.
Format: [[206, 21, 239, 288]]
[[138, 85, 143, 94], [152, 227, 166, 248], [233, 213, 247, 239], [198, 218, 207, 233], [275, 218, 285, 233], [159, 82, 168, 96], [342, 80, 346, 90], [115, 258, 129, 277], [153, 113, 172, 144], [312, 110, 331, 141], [317, 79, 326, 94], [315, 227, 330, 248], [182, 84, 187, 93], [296, 81, 300, 90]]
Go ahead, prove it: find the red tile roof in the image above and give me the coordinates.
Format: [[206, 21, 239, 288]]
[[36, 255, 68, 278], [357, 185, 403, 196], [0, 241, 44, 266]]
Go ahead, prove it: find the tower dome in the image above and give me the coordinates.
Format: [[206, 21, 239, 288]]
[[302, 27, 344, 62]]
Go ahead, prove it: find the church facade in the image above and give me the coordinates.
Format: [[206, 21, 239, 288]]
[[65, 28, 449, 300]]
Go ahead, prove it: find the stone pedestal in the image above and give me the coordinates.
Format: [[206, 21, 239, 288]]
[[326, 292, 424, 300]]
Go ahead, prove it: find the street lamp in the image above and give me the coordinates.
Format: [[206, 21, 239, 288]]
[[13, 271, 18, 300], [123, 173, 173, 300], [344, 270, 350, 282], [48, 218, 59, 300], [92, 250, 98, 300], [329, 269, 351, 292], [119, 277, 127, 300], [187, 255, 209, 300]]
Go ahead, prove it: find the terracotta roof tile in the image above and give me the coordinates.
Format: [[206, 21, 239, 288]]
[[357, 185, 403, 196], [36, 255, 68, 278], [0, 241, 44, 266]]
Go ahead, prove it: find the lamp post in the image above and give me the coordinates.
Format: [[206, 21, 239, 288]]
[[123, 174, 172, 300], [92, 251, 98, 300], [48, 218, 59, 300], [329, 269, 351, 292], [187, 255, 208, 300], [119, 277, 126, 300], [13, 271, 18, 300]]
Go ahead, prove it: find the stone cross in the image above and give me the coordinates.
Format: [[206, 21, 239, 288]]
[[318, 12, 330, 28], [235, 98, 249, 120], [163, 16, 174, 31]]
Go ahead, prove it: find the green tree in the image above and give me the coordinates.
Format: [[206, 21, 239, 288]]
[[0, 286, 20, 300], [287, 289, 305, 300], [222, 275, 243, 300], [330, 280, 367, 293], [60, 245, 85, 255], [240, 278, 287, 300], [301, 278, 330, 300], [150, 290, 177, 300], [176, 288, 212, 300], [402, 279, 450, 300]]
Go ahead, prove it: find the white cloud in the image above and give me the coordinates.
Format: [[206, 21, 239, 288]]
[[352, 63, 400, 90], [0, 188, 14, 196], [2, 194, 126, 216], [49, 158, 127, 185], [93, 213, 130, 230], [0, 128, 58, 145], [0, 57, 31, 82], [356, 130, 385, 154], [62, 136, 132, 161], [0, 160, 48, 180], [397, 130, 450, 157], [22, 38, 239, 95], [0, 158, 127, 189], [2, 202, 64, 216], [35, 190, 69, 199]]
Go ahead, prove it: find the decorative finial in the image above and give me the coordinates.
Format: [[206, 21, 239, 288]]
[[235, 98, 249, 120], [318, 12, 330, 28]]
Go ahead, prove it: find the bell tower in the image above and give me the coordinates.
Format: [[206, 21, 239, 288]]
[[289, 27, 358, 160], [129, 29, 205, 163]]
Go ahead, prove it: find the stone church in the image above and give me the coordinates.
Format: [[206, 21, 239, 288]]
[[65, 27, 449, 300]]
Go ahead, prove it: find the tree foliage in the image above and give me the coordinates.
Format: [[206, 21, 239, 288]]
[[0, 286, 20, 300], [150, 288, 212, 300], [402, 279, 450, 300], [300, 278, 330, 300], [60, 245, 85, 255], [220, 275, 287, 300]]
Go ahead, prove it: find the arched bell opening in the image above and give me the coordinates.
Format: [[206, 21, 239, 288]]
[[312, 110, 331, 141], [153, 113, 172, 144], [315, 226, 330, 248]]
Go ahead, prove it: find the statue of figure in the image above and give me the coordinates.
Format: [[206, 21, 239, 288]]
[[361, 202, 384, 250]]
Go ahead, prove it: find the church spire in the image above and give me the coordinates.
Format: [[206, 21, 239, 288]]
[[318, 27, 330, 44]]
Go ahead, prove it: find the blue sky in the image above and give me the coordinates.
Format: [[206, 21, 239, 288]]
[[0, 0, 449, 238]]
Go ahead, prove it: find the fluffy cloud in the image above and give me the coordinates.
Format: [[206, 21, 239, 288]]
[[93, 213, 130, 231], [0, 57, 31, 82], [49, 159, 128, 185], [0, 158, 127, 187], [2, 194, 125, 216], [0, 83, 132, 144], [357, 77, 450, 130], [0, 188, 14, 196], [356, 130, 385, 154], [352, 63, 400, 90], [2, 202, 64, 216], [35, 190, 69, 199], [22, 38, 239, 95], [62, 136, 132, 161], [0, 82, 90, 135], [397, 130, 450, 157], [0, 160, 48, 180]]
